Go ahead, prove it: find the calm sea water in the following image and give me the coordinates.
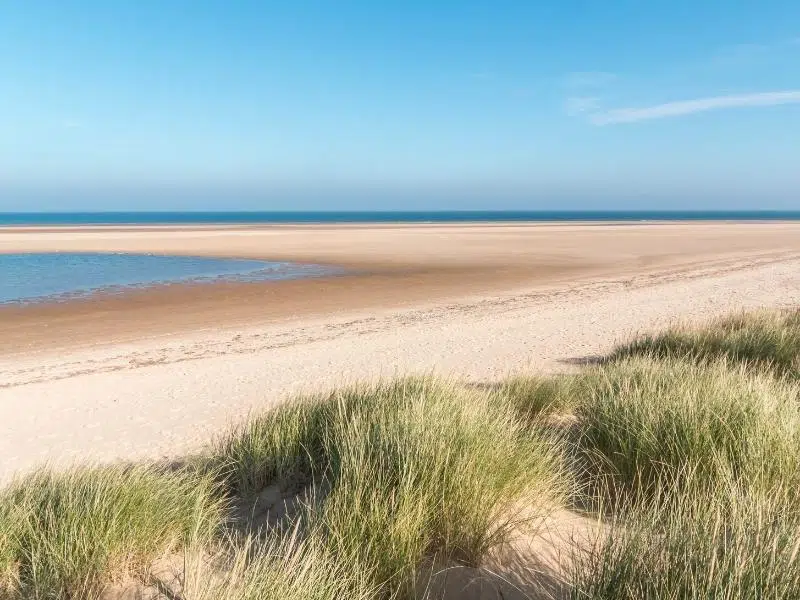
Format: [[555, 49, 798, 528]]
[[1, 210, 799, 225], [0, 253, 337, 305]]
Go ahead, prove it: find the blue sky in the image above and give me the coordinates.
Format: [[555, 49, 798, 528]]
[[1, 1, 799, 211]]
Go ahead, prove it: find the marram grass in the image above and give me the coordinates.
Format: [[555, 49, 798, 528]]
[[570, 476, 800, 600], [0, 464, 224, 599], [563, 312, 800, 599], [613, 309, 800, 379], [212, 377, 569, 598], [574, 356, 800, 502], [180, 532, 378, 600]]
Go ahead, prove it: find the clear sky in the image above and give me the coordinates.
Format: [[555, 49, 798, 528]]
[[1, 1, 799, 211]]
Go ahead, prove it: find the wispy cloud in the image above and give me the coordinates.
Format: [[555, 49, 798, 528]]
[[61, 119, 84, 129], [563, 71, 617, 88], [591, 90, 800, 125]]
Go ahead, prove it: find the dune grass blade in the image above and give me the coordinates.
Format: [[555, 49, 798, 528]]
[[212, 377, 569, 598], [574, 357, 800, 504], [0, 465, 225, 599], [612, 309, 800, 379]]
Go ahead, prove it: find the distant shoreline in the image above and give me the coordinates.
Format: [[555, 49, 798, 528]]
[[1, 209, 800, 227]]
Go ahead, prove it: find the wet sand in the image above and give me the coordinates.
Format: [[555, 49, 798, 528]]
[[0, 221, 799, 481]]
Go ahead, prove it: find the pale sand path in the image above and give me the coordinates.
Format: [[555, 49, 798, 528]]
[[1, 223, 799, 482]]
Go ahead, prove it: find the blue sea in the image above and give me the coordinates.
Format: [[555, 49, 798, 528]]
[[0, 253, 337, 305], [1, 210, 800, 225], [2, 211, 798, 305]]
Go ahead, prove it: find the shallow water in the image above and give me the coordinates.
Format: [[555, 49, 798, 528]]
[[0, 253, 337, 304]]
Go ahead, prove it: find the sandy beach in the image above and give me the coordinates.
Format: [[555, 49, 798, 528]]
[[1, 221, 799, 482]]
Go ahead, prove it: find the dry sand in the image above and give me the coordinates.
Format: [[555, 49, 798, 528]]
[[1, 222, 799, 482]]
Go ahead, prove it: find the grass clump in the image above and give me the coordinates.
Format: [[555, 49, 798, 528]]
[[613, 309, 800, 379], [211, 398, 328, 498], [570, 477, 800, 599], [574, 357, 800, 503], [213, 377, 568, 597], [0, 465, 224, 599]]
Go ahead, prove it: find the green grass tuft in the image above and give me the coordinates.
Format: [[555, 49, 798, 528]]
[[212, 377, 569, 597], [570, 476, 800, 599], [574, 357, 800, 503], [612, 309, 800, 379], [0, 465, 225, 599]]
